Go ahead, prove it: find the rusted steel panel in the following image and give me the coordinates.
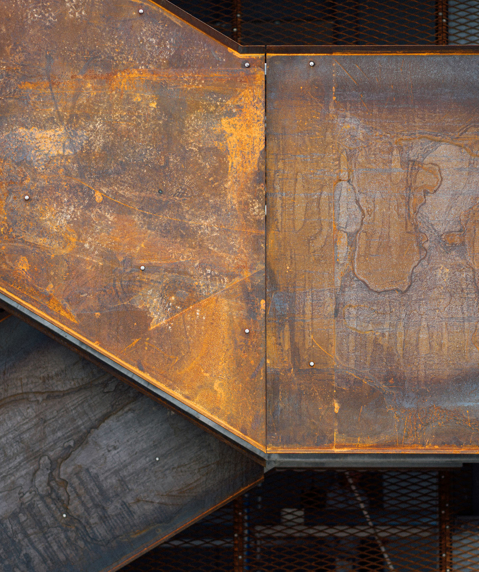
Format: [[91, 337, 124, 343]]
[[267, 54, 479, 452], [0, 316, 263, 572], [0, 0, 265, 450]]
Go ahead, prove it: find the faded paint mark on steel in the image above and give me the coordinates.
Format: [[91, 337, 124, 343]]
[[267, 54, 479, 453]]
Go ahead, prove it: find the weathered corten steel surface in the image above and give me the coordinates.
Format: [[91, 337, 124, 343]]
[[0, 316, 263, 572], [267, 54, 479, 453], [0, 1, 265, 450]]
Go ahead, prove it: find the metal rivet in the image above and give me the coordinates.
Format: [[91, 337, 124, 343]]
[[139, 8, 144, 14], [140, 265, 145, 271], [244, 328, 250, 334], [63, 514, 67, 518], [309, 61, 315, 67], [309, 361, 315, 367], [244, 62, 250, 68], [24, 195, 30, 201]]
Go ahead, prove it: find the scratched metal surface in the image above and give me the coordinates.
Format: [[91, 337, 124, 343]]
[[267, 54, 479, 452], [0, 0, 265, 450], [0, 316, 263, 572]]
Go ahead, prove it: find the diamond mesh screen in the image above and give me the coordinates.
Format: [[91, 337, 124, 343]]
[[167, 0, 479, 45], [451, 467, 479, 571], [122, 467, 479, 571], [453, 519, 479, 571]]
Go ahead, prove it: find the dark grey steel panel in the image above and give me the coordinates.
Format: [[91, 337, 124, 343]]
[[0, 317, 263, 572]]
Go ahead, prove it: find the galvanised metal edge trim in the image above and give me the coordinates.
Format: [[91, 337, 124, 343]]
[[266, 45, 479, 55], [266, 453, 479, 471]]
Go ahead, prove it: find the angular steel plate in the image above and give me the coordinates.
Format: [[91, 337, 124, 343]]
[[0, 316, 263, 571], [0, 0, 265, 452]]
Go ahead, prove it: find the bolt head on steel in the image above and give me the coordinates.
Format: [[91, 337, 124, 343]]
[[138, 8, 144, 14], [140, 265, 145, 271], [309, 361, 315, 367], [24, 195, 30, 201], [309, 61, 315, 67], [244, 328, 250, 334], [244, 62, 250, 68]]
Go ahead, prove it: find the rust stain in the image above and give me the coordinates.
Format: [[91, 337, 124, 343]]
[[220, 88, 265, 205], [0, 0, 265, 450], [267, 54, 479, 453]]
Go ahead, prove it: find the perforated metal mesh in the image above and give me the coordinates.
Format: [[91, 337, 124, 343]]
[[451, 467, 479, 572], [169, 0, 479, 45], [449, 1, 479, 43], [123, 467, 479, 571], [453, 519, 479, 571]]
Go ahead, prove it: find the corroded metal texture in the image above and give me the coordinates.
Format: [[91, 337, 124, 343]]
[[0, 316, 263, 572], [0, 1, 265, 450], [267, 54, 479, 452]]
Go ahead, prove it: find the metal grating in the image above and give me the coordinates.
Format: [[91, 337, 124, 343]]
[[453, 519, 479, 571], [167, 0, 479, 46], [451, 467, 479, 572], [122, 467, 479, 571]]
